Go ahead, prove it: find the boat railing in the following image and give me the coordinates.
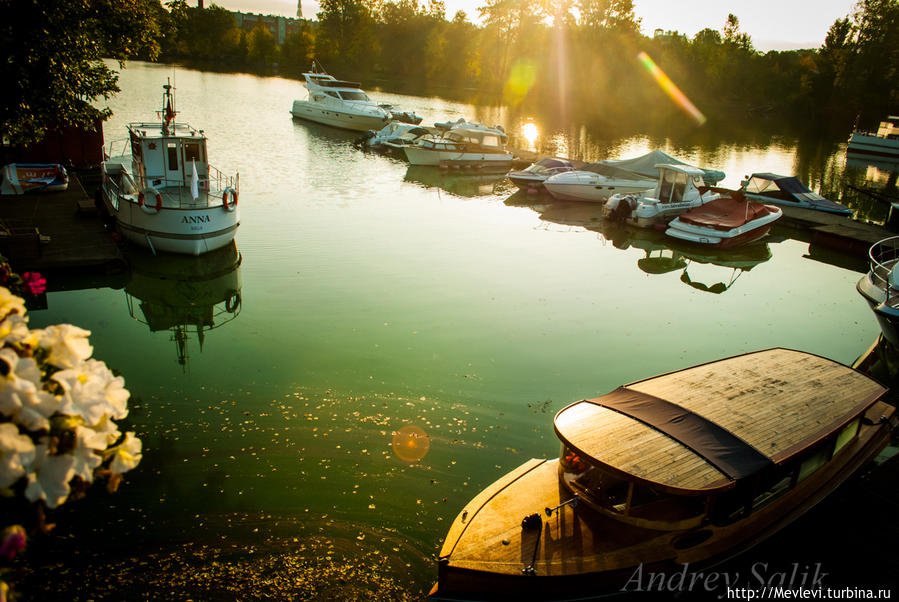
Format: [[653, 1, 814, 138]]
[[868, 236, 899, 299]]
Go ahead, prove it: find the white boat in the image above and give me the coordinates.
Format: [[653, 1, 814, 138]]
[[665, 194, 783, 248], [290, 70, 391, 132], [742, 172, 852, 215], [603, 164, 723, 228], [506, 157, 576, 191], [0, 163, 68, 195], [357, 122, 432, 155], [100, 81, 240, 256], [857, 235, 899, 346], [847, 116, 899, 160], [403, 120, 513, 167], [543, 149, 725, 203]]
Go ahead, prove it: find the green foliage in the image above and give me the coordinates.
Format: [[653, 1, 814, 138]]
[[0, 0, 160, 146]]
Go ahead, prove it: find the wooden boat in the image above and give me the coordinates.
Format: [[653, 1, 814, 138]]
[[431, 349, 894, 601]]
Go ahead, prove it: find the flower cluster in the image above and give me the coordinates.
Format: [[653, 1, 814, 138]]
[[0, 256, 45, 298], [0, 286, 141, 510]]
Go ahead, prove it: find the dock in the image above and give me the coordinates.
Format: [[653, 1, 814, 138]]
[[0, 170, 126, 274], [778, 205, 892, 258]]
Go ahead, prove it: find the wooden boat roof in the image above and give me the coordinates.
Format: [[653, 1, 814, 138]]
[[554, 348, 886, 494]]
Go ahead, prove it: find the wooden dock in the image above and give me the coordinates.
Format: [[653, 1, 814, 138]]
[[0, 170, 126, 274], [778, 205, 892, 258]]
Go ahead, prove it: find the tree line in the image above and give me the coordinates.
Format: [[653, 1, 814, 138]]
[[2, 0, 898, 146]]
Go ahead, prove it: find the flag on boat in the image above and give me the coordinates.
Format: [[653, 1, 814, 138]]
[[191, 159, 199, 200]]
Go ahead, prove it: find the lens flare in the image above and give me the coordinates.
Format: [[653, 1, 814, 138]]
[[392, 425, 430, 462], [521, 122, 539, 149], [504, 59, 537, 106], [637, 51, 706, 126]]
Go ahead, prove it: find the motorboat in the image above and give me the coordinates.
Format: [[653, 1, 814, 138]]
[[857, 235, 899, 346], [356, 122, 432, 156], [847, 116, 899, 160], [403, 120, 514, 167], [378, 104, 423, 125], [665, 192, 782, 248], [290, 69, 391, 132], [603, 164, 724, 228], [431, 348, 894, 600], [742, 172, 852, 215], [0, 163, 68, 195], [100, 80, 240, 256], [543, 149, 725, 203], [506, 158, 577, 192]]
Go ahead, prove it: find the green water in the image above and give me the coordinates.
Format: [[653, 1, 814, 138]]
[[17, 61, 890, 598]]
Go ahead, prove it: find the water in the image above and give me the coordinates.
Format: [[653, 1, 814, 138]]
[[17, 62, 895, 598]]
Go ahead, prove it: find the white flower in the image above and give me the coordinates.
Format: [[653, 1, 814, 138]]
[[52, 360, 113, 426], [0, 313, 29, 344], [0, 423, 36, 488], [0, 349, 57, 430], [34, 324, 92, 369], [90, 414, 122, 447], [24, 442, 75, 508], [109, 432, 142, 474], [71, 426, 106, 483], [0, 289, 25, 321]]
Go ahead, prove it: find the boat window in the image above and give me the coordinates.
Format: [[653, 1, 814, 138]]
[[751, 465, 795, 512], [709, 481, 753, 525], [658, 170, 675, 202], [167, 143, 179, 171], [797, 445, 830, 483], [692, 175, 705, 188], [184, 143, 202, 164], [672, 172, 688, 202], [746, 178, 779, 194], [340, 91, 370, 101], [833, 418, 860, 455], [628, 483, 706, 522], [324, 91, 340, 99], [481, 135, 501, 147]]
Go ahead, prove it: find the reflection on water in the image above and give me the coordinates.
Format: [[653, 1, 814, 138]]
[[124, 241, 242, 368], [404, 165, 513, 198]]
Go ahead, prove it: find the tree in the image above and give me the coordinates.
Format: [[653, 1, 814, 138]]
[[0, 0, 160, 146], [316, 0, 380, 75], [281, 27, 317, 78], [247, 23, 276, 68]]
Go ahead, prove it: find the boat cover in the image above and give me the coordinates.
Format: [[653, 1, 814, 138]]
[[679, 197, 778, 230], [582, 149, 725, 184], [746, 173, 851, 213], [589, 387, 773, 482]]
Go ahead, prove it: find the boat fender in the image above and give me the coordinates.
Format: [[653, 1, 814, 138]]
[[222, 187, 238, 212], [138, 187, 163, 214], [226, 293, 241, 313]]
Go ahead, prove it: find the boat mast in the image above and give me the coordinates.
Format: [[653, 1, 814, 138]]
[[161, 78, 176, 136]]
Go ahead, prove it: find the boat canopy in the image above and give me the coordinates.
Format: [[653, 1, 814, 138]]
[[554, 348, 885, 494], [745, 173, 852, 214], [582, 149, 725, 184]]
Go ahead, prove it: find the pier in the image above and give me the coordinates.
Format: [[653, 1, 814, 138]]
[[0, 170, 126, 274]]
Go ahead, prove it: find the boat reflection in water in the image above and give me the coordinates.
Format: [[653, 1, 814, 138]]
[[404, 165, 513, 198], [124, 241, 242, 367]]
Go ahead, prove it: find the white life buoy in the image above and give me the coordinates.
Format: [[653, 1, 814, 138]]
[[222, 187, 238, 212], [138, 187, 163, 214]]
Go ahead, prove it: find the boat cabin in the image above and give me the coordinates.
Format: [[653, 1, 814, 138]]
[[649, 164, 708, 205], [127, 122, 209, 192], [303, 73, 371, 102], [554, 348, 887, 532], [876, 116, 899, 139], [418, 125, 508, 152]]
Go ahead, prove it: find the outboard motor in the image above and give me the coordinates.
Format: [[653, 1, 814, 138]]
[[608, 195, 635, 223]]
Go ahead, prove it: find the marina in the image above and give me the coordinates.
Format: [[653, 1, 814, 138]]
[[4, 62, 899, 599]]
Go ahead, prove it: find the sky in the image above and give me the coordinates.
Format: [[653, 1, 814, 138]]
[[210, 0, 859, 51]]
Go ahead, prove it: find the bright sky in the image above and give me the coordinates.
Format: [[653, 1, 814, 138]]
[[210, 0, 859, 51]]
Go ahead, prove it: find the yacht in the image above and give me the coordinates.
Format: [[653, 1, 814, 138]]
[[857, 235, 899, 346], [100, 81, 240, 256], [603, 164, 723, 228], [847, 116, 899, 160], [403, 120, 513, 167], [290, 70, 391, 132], [431, 348, 894, 600]]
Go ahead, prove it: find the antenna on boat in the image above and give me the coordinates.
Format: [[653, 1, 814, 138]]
[[161, 77, 176, 136]]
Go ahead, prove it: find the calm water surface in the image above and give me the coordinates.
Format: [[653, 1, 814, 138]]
[[22, 62, 895, 597]]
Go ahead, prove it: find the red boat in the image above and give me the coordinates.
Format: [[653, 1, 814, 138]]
[[664, 192, 782, 248]]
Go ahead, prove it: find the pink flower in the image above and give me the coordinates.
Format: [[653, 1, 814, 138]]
[[0, 525, 26, 560], [21, 273, 46, 296]]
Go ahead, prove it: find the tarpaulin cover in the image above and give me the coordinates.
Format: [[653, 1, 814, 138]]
[[582, 149, 726, 184], [589, 387, 773, 482]]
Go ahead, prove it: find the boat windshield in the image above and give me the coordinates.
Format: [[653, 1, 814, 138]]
[[340, 90, 370, 101], [745, 177, 780, 194]]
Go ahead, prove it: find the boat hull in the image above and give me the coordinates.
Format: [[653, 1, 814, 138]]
[[432, 400, 894, 600], [291, 100, 390, 132], [847, 132, 899, 158], [856, 272, 899, 346], [544, 173, 654, 203], [664, 221, 776, 248], [403, 146, 513, 167]]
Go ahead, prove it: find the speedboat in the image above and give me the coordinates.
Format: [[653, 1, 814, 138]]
[[290, 70, 391, 132], [100, 80, 240, 256], [742, 172, 852, 215], [665, 193, 782, 248], [847, 116, 899, 160], [506, 158, 576, 191], [431, 348, 894, 601], [378, 104, 423, 125], [857, 235, 899, 346], [356, 122, 432, 156], [603, 164, 723, 228], [403, 120, 513, 167], [543, 149, 725, 203], [0, 163, 68, 195]]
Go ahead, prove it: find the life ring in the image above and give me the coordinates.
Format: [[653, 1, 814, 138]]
[[222, 187, 238, 212], [138, 187, 163, 214], [225, 293, 241, 313]]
